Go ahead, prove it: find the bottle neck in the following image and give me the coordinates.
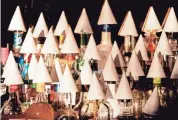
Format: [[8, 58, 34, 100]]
[[101, 32, 112, 46], [59, 34, 66, 49], [80, 33, 89, 49], [37, 37, 46, 55], [153, 78, 161, 87], [124, 36, 135, 53], [13, 31, 23, 51]]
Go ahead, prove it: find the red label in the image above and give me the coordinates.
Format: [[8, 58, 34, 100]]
[[66, 55, 75, 61], [0, 48, 9, 64], [10, 85, 19, 93]]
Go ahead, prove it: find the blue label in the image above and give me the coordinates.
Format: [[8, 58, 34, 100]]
[[14, 33, 23, 48]]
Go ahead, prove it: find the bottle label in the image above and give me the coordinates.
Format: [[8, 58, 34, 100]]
[[36, 83, 45, 92], [0, 48, 9, 65], [66, 55, 75, 68], [10, 85, 18, 93], [30, 83, 36, 88], [103, 25, 111, 32], [153, 78, 161, 86], [14, 32, 23, 49]]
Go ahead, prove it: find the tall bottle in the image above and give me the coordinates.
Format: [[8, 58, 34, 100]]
[[26, 83, 54, 120], [97, 25, 113, 69], [1, 86, 23, 115]]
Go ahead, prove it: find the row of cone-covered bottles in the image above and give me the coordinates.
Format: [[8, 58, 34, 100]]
[[1, 0, 178, 119]]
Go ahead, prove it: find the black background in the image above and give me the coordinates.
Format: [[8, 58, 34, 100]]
[[1, 0, 178, 48]]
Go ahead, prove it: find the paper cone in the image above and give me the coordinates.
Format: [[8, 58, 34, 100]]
[[118, 11, 138, 36], [54, 57, 63, 80], [41, 26, 60, 54], [28, 54, 37, 80], [8, 6, 26, 32], [106, 83, 117, 99], [97, 0, 117, 25], [171, 57, 178, 79], [20, 28, 37, 54], [50, 65, 59, 83], [33, 13, 48, 38], [126, 50, 145, 77], [80, 58, 93, 85], [163, 7, 178, 32], [155, 30, 173, 55], [111, 41, 125, 67], [59, 64, 79, 93], [106, 85, 114, 99], [142, 6, 162, 32], [107, 99, 121, 118], [87, 72, 105, 100], [115, 71, 133, 99], [103, 55, 119, 81], [2, 51, 14, 78], [143, 86, 160, 115], [147, 53, 166, 78], [84, 34, 101, 60], [74, 8, 93, 34], [54, 11, 69, 36], [33, 56, 52, 83], [61, 26, 80, 54], [135, 35, 149, 61], [3, 51, 23, 85]]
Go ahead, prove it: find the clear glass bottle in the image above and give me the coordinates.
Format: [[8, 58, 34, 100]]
[[80, 100, 99, 119], [97, 25, 112, 70], [96, 100, 112, 120], [132, 81, 146, 119]]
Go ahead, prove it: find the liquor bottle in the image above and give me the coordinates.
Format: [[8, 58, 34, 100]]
[[26, 82, 55, 120], [97, 100, 111, 120], [132, 81, 146, 119], [97, 25, 112, 69], [80, 32, 89, 50], [1, 85, 23, 115], [55, 93, 79, 120], [80, 100, 99, 120]]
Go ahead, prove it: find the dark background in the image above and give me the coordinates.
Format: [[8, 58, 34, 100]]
[[1, 0, 178, 48]]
